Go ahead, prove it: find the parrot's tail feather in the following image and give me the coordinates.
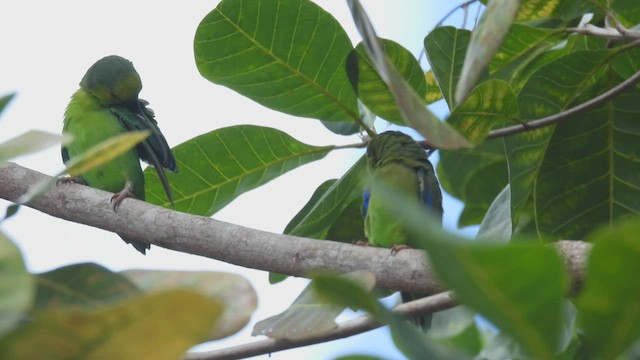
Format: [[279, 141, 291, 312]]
[[119, 234, 150, 255]]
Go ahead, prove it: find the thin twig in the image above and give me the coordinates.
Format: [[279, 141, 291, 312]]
[[184, 292, 457, 360], [486, 68, 640, 140], [567, 23, 640, 40], [434, 0, 480, 29], [419, 0, 480, 63]]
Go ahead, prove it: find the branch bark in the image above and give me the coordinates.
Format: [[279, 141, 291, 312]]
[[186, 291, 457, 360], [0, 162, 590, 293], [1, 163, 592, 359], [0, 162, 440, 294], [0, 163, 589, 294]]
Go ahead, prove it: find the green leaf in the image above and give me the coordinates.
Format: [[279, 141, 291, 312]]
[[347, 0, 471, 150], [194, 0, 358, 123], [506, 49, 614, 229], [613, 0, 640, 24], [122, 269, 256, 340], [320, 120, 361, 136], [578, 218, 640, 359], [325, 193, 367, 243], [33, 263, 139, 310], [424, 70, 444, 104], [515, 0, 605, 21], [0, 231, 34, 338], [4, 130, 148, 219], [352, 39, 426, 124], [0, 93, 15, 118], [437, 140, 508, 227], [0, 290, 221, 360], [532, 71, 640, 238], [489, 23, 567, 90], [284, 176, 366, 244], [145, 125, 333, 215], [455, 0, 520, 104], [429, 243, 566, 358], [430, 306, 482, 356], [65, 130, 150, 177], [447, 79, 518, 144], [253, 271, 374, 340], [424, 26, 472, 110], [284, 155, 367, 239], [377, 184, 568, 359], [312, 272, 464, 360], [0, 130, 64, 163], [476, 185, 512, 241]]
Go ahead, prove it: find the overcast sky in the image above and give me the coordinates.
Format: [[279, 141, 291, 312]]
[[0, 1, 470, 358]]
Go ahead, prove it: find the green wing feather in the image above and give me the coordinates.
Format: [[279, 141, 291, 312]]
[[110, 99, 177, 204]]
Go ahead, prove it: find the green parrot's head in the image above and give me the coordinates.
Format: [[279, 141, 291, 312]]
[[80, 55, 142, 106], [366, 131, 425, 170]]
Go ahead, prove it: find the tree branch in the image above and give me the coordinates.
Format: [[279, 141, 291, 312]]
[[185, 291, 457, 360], [189, 240, 589, 359], [0, 162, 440, 294], [567, 20, 640, 41], [486, 68, 640, 140], [0, 163, 592, 359], [0, 163, 591, 293]]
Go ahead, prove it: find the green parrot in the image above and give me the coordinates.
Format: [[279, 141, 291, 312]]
[[363, 130, 443, 331], [62, 55, 177, 254]]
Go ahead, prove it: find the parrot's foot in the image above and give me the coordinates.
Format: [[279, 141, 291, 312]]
[[353, 240, 371, 247], [390, 244, 413, 255], [56, 176, 86, 186], [110, 181, 137, 212]]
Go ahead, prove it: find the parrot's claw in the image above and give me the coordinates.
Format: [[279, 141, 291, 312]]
[[353, 240, 371, 247], [390, 244, 413, 255], [110, 181, 137, 212], [56, 176, 86, 186]]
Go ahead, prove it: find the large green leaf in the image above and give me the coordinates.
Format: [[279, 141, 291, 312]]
[[489, 23, 567, 90], [455, 0, 520, 104], [347, 0, 471, 150], [424, 70, 444, 104], [122, 269, 256, 340], [0, 290, 221, 360], [0, 131, 63, 164], [447, 79, 518, 144], [5, 131, 147, 220], [438, 140, 508, 228], [514, 0, 606, 21], [284, 155, 367, 239], [424, 27, 472, 110], [194, 0, 359, 123], [312, 273, 463, 360], [535, 75, 640, 238], [254, 271, 374, 340], [352, 39, 426, 124], [578, 218, 640, 359], [506, 49, 613, 229], [613, 0, 640, 24], [377, 185, 568, 359], [0, 231, 33, 338], [145, 125, 334, 215], [33, 263, 139, 310], [0, 93, 15, 118]]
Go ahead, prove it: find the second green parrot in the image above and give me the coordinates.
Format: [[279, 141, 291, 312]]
[[62, 55, 177, 254], [363, 131, 443, 331]]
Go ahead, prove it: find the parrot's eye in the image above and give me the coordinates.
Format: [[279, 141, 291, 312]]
[[110, 92, 119, 100]]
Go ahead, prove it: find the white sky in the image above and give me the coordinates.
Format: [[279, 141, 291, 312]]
[[0, 1, 466, 359]]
